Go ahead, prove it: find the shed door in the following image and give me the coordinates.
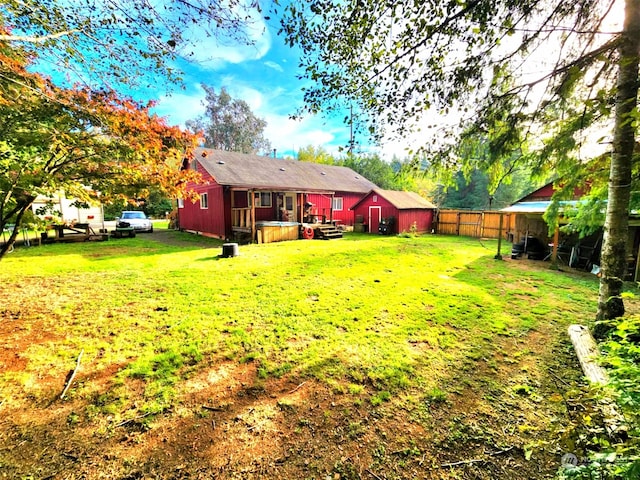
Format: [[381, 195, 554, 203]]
[[369, 206, 381, 233]]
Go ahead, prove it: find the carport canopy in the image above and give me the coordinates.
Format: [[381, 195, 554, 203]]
[[499, 200, 582, 263]]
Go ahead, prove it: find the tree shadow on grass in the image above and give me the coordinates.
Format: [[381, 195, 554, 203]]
[[4, 228, 228, 263], [0, 334, 579, 480]]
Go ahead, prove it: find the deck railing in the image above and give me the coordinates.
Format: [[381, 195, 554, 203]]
[[232, 208, 252, 228], [305, 207, 333, 224]]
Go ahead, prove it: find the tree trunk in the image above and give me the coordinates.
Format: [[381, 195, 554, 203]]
[[596, 0, 640, 322], [0, 198, 34, 260]]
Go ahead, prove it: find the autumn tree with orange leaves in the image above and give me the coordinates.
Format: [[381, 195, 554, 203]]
[[0, 40, 200, 258], [0, 0, 262, 259]]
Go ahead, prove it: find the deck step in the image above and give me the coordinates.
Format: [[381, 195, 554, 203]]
[[313, 224, 343, 239]]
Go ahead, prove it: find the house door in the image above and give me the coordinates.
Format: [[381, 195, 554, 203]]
[[369, 206, 381, 233], [284, 193, 296, 222]]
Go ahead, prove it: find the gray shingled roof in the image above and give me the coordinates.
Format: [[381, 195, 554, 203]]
[[352, 189, 437, 210], [194, 148, 378, 193]]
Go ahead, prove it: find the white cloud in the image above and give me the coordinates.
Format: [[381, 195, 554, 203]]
[[153, 86, 207, 126], [152, 77, 353, 159], [263, 113, 346, 156], [178, 10, 271, 67], [224, 84, 265, 111], [264, 61, 284, 72], [153, 82, 415, 160]]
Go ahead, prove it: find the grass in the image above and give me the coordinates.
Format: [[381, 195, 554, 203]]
[[1, 231, 597, 409], [0, 227, 612, 478]]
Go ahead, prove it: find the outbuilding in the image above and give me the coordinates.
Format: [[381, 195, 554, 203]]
[[350, 189, 436, 234]]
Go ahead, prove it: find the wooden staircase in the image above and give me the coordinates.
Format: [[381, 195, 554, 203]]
[[314, 224, 343, 240]]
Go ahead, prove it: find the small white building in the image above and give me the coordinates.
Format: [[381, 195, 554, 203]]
[[31, 191, 104, 227]]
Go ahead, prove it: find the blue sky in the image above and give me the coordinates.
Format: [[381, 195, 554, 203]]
[[18, 1, 412, 160], [144, 0, 624, 163], [148, 11, 360, 159]]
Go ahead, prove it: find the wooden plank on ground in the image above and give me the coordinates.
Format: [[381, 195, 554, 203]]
[[568, 324, 626, 438]]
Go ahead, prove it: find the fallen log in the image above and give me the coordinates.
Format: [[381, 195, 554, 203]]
[[568, 325, 608, 385], [567, 325, 626, 438]]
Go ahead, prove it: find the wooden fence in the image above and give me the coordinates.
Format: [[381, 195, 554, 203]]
[[435, 210, 515, 239]]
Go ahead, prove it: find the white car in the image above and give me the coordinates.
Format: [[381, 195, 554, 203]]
[[118, 211, 153, 233]]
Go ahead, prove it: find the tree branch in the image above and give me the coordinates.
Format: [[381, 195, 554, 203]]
[[365, 0, 483, 84], [60, 350, 84, 399], [0, 30, 80, 43]]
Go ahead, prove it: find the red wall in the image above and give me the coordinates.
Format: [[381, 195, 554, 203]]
[[352, 194, 434, 233], [521, 184, 555, 201], [178, 169, 228, 238], [521, 183, 588, 202], [306, 192, 363, 226], [234, 191, 278, 222], [353, 195, 396, 232], [397, 209, 434, 233], [179, 167, 370, 237]]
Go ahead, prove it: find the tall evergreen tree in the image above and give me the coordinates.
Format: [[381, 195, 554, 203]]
[[441, 169, 535, 210]]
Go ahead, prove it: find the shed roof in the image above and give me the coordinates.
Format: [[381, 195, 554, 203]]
[[194, 148, 377, 194], [500, 200, 579, 214], [515, 181, 589, 203], [351, 189, 436, 210]]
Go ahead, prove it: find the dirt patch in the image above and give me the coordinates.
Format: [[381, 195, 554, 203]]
[[0, 327, 574, 480]]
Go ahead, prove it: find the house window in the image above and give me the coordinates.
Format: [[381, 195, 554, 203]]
[[200, 193, 208, 209], [373, 195, 378, 203], [191, 159, 198, 171], [332, 197, 343, 211], [251, 191, 272, 208], [177, 198, 184, 209]]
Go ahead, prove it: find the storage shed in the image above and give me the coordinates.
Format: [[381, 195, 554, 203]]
[[350, 189, 436, 234]]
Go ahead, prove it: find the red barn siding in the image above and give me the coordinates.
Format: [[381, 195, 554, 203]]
[[233, 190, 249, 208], [520, 183, 588, 202], [396, 209, 434, 233], [179, 168, 228, 238], [352, 195, 397, 232], [237, 191, 278, 221], [306, 193, 332, 222], [306, 192, 363, 225], [178, 156, 375, 238], [338, 192, 366, 225], [522, 184, 555, 201]]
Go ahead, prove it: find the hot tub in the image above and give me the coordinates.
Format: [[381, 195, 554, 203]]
[[256, 221, 301, 243]]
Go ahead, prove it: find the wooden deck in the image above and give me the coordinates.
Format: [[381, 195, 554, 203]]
[[232, 221, 343, 244]]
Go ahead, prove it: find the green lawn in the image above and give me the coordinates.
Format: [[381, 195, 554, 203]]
[[0, 229, 608, 479]]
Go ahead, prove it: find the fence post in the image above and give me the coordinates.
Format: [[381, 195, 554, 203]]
[[495, 213, 504, 260]]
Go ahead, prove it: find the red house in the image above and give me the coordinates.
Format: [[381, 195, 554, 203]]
[[350, 189, 437, 234], [177, 148, 378, 242]]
